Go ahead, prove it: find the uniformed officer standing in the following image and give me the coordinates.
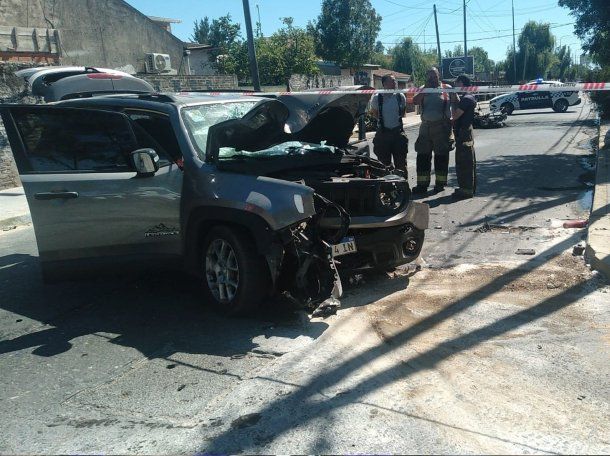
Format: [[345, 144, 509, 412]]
[[369, 74, 409, 178], [452, 74, 477, 199], [412, 67, 459, 194]]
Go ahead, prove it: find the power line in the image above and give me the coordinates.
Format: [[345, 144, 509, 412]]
[[380, 22, 575, 46]]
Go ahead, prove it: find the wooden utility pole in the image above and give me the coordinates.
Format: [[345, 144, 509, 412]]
[[512, 0, 517, 83], [434, 4, 442, 68], [242, 0, 261, 91], [463, 0, 467, 58]]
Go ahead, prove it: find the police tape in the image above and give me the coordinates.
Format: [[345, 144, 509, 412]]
[[198, 82, 608, 97]]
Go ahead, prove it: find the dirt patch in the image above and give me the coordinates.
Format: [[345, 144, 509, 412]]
[[364, 253, 599, 345]]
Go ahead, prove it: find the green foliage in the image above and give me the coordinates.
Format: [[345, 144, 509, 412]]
[[558, 0, 610, 66], [192, 14, 241, 50], [443, 45, 464, 58], [257, 18, 320, 86], [309, 0, 382, 69], [549, 45, 573, 80], [390, 38, 437, 84], [589, 67, 610, 119], [443, 45, 495, 76], [391, 38, 419, 75], [504, 21, 558, 83], [559, 0, 610, 117], [193, 15, 318, 86], [468, 47, 495, 75]]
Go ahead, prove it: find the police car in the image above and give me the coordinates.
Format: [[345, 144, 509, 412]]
[[489, 80, 581, 115]]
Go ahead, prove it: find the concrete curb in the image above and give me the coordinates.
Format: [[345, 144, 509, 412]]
[[586, 121, 610, 278], [0, 214, 31, 231], [0, 186, 30, 231]]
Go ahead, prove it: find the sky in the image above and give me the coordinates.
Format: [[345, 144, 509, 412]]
[[126, 0, 584, 64]]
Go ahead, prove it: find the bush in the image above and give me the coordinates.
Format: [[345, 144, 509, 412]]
[[590, 67, 610, 118]]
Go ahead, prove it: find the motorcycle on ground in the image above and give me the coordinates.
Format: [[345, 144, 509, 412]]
[[473, 106, 508, 129]]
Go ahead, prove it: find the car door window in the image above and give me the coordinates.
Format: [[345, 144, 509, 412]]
[[11, 107, 137, 173], [125, 111, 181, 167]]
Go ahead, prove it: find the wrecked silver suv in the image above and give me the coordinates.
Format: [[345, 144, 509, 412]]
[[0, 90, 428, 315]]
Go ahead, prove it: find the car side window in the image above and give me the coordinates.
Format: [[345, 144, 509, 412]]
[[126, 111, 181, 167], [12, 108, 137, 173]]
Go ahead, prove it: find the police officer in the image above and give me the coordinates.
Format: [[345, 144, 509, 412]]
[[452, 74, 477, 199], [370, 74, 409, 178], [412, 67, 459, 194]]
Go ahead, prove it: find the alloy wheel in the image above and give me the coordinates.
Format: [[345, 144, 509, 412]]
[[205, 238, 240, 302]]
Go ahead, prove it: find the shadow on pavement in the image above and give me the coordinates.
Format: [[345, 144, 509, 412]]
[[423, 152, 593, 224], [202, 233, 600, 454], [0, 253, 329, 359]]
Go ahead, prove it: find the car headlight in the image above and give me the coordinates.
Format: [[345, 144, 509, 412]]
[[378, 180, 407, 213]]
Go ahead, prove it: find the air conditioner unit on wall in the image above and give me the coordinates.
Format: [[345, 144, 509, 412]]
[[145, 53, 172, 73]]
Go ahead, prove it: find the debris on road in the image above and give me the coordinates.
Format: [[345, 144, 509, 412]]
[[573, 243, 586, 256], [311, 297, 341, 318], [516, 248, 536, 255], [230, 413, 262, 429], [563, 219, 588, 229]]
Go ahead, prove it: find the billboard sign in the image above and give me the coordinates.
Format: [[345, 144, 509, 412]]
[[442, 56, 474, 79]]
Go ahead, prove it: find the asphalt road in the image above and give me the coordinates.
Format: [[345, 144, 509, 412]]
[[0, 99, 608, 454]]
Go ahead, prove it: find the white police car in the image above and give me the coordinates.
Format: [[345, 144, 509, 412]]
[[490, 80, 581, 115]]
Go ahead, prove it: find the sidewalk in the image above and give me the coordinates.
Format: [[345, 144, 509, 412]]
[[0, 186, 30, 230], [586, 121, 610, 278]]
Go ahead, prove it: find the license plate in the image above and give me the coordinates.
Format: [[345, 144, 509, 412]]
[[332, 237, 357, 258]]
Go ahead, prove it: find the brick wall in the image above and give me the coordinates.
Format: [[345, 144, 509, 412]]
[[139, 74, 238, 92], [289, 74, 355, 91]]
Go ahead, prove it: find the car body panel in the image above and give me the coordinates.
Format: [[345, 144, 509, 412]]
[[2, 90, 428, 289], [0, 105, 182, 265]]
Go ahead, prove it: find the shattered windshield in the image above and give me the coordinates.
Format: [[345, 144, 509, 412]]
[[218, 141, 337, 160], [181, 101, 259, 159]]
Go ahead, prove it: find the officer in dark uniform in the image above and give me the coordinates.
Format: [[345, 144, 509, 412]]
[[369, 74, 409, 178], [452, 74, 477, 199]]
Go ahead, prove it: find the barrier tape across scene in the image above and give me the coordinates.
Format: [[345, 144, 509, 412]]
[[195, 82, 609, 97]]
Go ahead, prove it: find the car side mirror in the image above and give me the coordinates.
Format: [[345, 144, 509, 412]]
[[131, 149, 159, 176]]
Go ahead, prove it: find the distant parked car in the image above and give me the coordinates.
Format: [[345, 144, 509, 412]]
[[489, 80, 581, 114], [15, 66, 154, 102]]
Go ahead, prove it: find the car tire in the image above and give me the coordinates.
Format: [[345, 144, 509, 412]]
[[553, 99, 569, 113], [500, 102, 514, 115], [201, 225, 269, 316]]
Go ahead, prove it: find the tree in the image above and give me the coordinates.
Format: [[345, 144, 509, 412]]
[[259, 18, 319, 86], [443, 45, 464, 58], [309, 0, 382, 69], [192, 14, 241, 50], [391, 38, 420, 75], [390, 38, 437, 84], [559, 0, 610, 117], [549, 45, 572, 80], [468, 46, 495, 75], [559, 0, 610, 65], [504, 21, 557, 83]]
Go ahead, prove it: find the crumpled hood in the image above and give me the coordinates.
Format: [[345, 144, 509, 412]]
[[206, 87, 372, 161]]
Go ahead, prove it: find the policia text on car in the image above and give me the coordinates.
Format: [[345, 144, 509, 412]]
[[369, 74, 409, 180], [412, 67, 459, 194]]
